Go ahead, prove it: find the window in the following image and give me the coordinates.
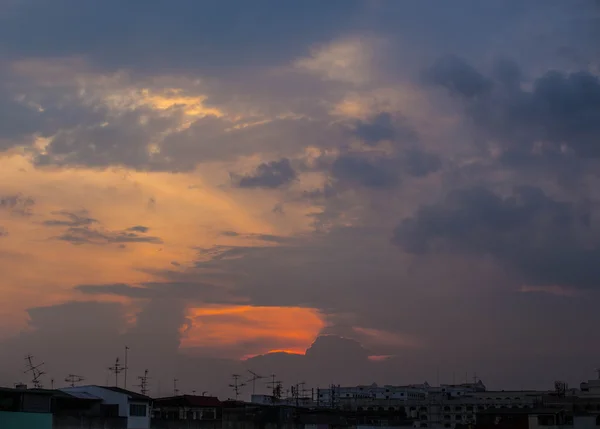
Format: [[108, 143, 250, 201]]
[[455, 406, 462, 411], [444, 406, 450, 411], [444, 415, 451, 420], [129, 404, 147, 417]]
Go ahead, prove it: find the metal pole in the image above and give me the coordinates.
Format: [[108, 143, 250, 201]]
[[124, 346, 129, 389]]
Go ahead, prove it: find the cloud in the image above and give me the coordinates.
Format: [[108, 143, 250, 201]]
[[75, 281, 241, 305], [44, 211, 162, 246], [393, 186, 600, 289], [0, 194, 35, 216], [353, 112, 397, 145], [235, 158, 297, 189], [426, 56, 600, 165], [331, 154, 400, 189], [43, 210, 98, 227], [0, 226, 7, 237], [424, 55, 492, 98]]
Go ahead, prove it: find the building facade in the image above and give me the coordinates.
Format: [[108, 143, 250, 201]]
[[61, 385, 151, 429]]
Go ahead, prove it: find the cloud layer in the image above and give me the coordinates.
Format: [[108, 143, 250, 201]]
[[0, 0, 599, 397]]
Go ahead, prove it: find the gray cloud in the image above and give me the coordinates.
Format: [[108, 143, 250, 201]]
[[353, 113, 397, 145], [393, 186, 600, 289], [75, 281, 241, 304], [44, 211, 161, 246], [426, 57, 600, 164], [235, 158, 297, 189], [43, 210, 97, 227], [331, 154, 400, 189], [127, 225, 149, 233], [0, 194, 35, 216], [424, 55, 493, 98], [35, 107, 183, 171]]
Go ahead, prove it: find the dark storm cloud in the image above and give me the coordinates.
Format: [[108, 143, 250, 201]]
[[0, 194, 35, 216], [235, 158, 297, 189], [354, 113, 396, 145], [329, 148, 441, 190], [0, 0, 362, 76], [44, 211, 161, 246], [331, 154, 400, 189], [425, 57, 600, 162], [393, 186, 600, 289], [403, 149, 442, 178], [424, 55, 493, 98]]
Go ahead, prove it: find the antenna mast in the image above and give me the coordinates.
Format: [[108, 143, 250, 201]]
[[124, 346, 129, 389], [24, 355, 46, 388], [137, 370, 150, 396], [229, 374, 246, 400], [267, 374, 282, 401], [65, 374, 85, 388], [173, 378, 179, 396], [108, 357, 124, 387], [247, 370, 266, 394]]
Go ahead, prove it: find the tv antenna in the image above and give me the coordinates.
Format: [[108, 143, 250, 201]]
[[24, 354, 46, 388], [247, 370, 266, 394], [108, 357, 124, 387], [173, 378, 179, 396], [229, 374, 246, 400], [65, 374, 85, 388], [267, 374, 282, 400], [137, 370, 150, 396]]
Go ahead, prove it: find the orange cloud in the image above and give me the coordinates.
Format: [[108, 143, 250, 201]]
[[180, 305, 325, 358]]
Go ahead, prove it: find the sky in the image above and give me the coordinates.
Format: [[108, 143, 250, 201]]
[[1, 0, 600, 399]]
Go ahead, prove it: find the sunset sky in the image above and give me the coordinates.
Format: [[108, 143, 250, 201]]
[[1, 0, 600, 398]]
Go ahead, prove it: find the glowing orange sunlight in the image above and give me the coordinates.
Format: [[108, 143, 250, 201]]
[[180, 305, 326, 358]]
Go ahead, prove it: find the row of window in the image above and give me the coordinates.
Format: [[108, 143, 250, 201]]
[[129, 404, 147, 417]]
